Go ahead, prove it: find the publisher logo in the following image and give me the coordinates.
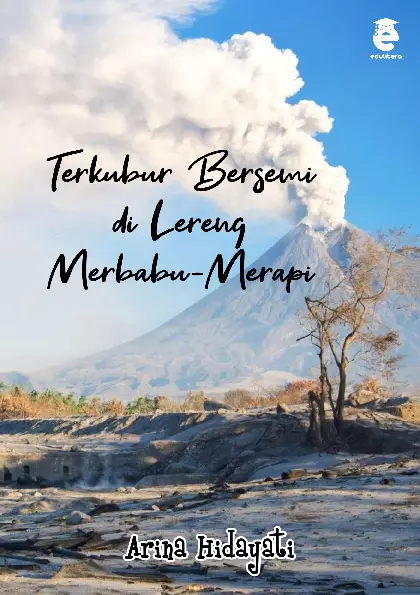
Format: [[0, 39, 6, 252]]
[[373, 18, 399, 51], [371, 18, 402, 60]]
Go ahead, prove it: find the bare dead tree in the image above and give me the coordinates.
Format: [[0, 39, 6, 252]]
[[298, 227, 420, 440], [298, 276, 340, 444]]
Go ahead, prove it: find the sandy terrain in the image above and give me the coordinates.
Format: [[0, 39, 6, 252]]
[[0, 451, 419, 594]]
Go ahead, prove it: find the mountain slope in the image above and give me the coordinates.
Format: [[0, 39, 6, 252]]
[[30, 222, 420, 398], [0, 372, 33, 391]]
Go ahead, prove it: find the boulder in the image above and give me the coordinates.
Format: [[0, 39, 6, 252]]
[[66, 510, 92, 525], [347, 389, 382, 408], [150, 494, 183, 511], [203, 399, 232, 411], [383, 396, 412, 407], [116, 486, 137, 493], [5, 491, 23, 499], [281, 468, 309, 480], [380, 400, 420, 423]]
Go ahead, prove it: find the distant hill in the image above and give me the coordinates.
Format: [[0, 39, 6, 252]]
[[0, 372, 33, 391]]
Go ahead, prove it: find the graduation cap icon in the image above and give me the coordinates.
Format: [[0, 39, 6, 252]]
[[374, 18, 398, 26], [374, 18, 399, 33]]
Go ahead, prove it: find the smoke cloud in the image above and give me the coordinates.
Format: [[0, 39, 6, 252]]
[[0, 0, 348, 227]]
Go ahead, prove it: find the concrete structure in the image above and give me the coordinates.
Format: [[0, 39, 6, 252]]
[[0, 449, 140, 487]]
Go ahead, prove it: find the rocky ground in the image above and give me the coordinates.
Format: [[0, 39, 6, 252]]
[[0, 406, 419, 594]]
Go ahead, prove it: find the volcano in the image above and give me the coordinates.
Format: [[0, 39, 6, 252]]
[[30, 221, 420, 398]]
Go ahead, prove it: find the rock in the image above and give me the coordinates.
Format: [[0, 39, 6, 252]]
[[276, 403, 290, 415], [322, 470, 338, 479], [203, 399, 232, 411], [231, 487, 247, 499], [348, 389, 382, 408], [89, 502, 120, 516], [5, 491, 23, 499], [380, 477, 396, 485], [209, 481, 230, 491], [70, 445, 82, 452], [66, 511, 92, 525], [380, 400, 420, 423], [383, 396, 411, 407], [281, 469, 308, 480], [151, 494, 183, 511], [116, 486, 137, 493], [343, 468, 362, 477]]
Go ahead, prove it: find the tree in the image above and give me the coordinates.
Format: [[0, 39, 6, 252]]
[[126, 396, 156, 414], [298, 227, 420, 442]]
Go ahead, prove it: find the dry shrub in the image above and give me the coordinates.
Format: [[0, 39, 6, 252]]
[[99, 397, 127, 416], [153, 395, 182, 412], [0, 388, 126, 420], [0, 388, 80, 419], [281, 380, 321, 405], [223, 389, 256, 408], [0, 391, 30, 419], [81, 397, 103, 416], [0, 386, 203, 419], [254, 380, 320, 407], [154, 395, 169, 410], [0, 379, 321, 420], [163, 401, 184, 412], [183, 390, 206, 411], [352, 377, 386, 396], [221, 380, 320, 410]]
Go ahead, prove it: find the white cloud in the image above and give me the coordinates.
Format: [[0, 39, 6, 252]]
[[0, 0, 349, 372], [0, 0, 348, 226]]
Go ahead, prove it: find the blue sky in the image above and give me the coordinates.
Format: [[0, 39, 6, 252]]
[[0, 0, 418, 371], [180, 0, 419, 235]]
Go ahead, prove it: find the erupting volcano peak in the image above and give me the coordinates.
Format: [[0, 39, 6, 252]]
[[29, 221, 420, 399]]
